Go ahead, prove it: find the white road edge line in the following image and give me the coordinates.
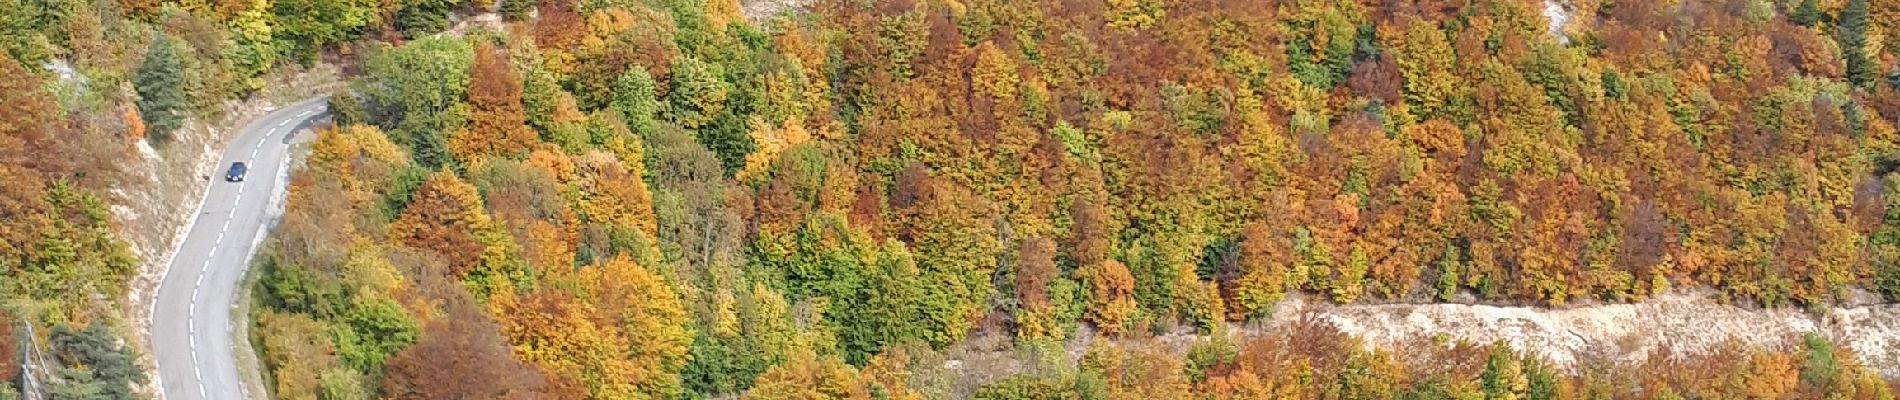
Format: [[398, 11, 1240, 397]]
[[153, 98, 325, 400]]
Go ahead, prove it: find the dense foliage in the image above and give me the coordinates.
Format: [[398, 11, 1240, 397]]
[[0, 0, 1890, 396], [248, 0, 1900, 398]]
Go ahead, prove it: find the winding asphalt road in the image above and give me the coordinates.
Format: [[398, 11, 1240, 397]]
[[152, 98, 327, 400]]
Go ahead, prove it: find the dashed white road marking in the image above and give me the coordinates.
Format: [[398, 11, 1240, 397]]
[[170, 108, 326, 400]]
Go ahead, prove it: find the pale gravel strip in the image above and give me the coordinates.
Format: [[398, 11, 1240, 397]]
[[1269, 291, 1900, 377]]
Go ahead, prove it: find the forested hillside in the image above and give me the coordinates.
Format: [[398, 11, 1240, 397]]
[[0, 0, 1893, 397], [241, 0, 1900, 398]]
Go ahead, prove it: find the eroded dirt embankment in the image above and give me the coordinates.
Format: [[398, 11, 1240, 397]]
[[923, 291, 1900, 398], [742, 0, 811, 21], [1270, 291, 1900, 376]]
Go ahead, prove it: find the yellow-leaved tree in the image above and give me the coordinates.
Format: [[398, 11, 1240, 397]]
[[490, 254, 690, 399], [576, 255, 693, 397], [742, 348, 922, 400], [738, 118, 812, 184], [309, 125, 409, 210], [574, 151, 659, 239], [1080, 260, 1138, 334], [487, 286, 640, 398]]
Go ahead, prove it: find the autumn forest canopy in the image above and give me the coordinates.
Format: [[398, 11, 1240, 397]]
[[7, 0, 1900, 398]]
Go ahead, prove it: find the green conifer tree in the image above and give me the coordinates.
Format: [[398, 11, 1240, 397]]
[[135, 37, 187, 141], [1792, 0, 1822, 26], [1839, 0, 1875, 87], [611, 68, 661, 135]]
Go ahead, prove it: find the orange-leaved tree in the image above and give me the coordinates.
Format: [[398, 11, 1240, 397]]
[[450, 42, 537, 165], [388, 170, 525, 293]]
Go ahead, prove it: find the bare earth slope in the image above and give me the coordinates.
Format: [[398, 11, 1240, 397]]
[[1270, 292, 1900, 376], [919, 292, 1900, 398], [741, 0, 810, 21]]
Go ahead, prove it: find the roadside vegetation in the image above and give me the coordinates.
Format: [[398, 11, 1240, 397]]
[[0, 0, 477, 396]]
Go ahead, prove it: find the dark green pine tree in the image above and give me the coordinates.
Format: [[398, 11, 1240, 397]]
[[1839, 0, 1875, 88], [1791, 0, 1823, 26], [50, 322, 149, 400], [500, 0, 533, 20], [134, 37, 187, 141], [394, 0, 455, 38]]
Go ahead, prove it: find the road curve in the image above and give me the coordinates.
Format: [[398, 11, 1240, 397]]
[[152, 98, 328, 400]]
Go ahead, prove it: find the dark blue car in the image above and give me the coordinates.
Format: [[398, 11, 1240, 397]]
[[225, 162, 247, 182]]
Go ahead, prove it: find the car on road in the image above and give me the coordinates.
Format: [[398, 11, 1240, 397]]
[[225, 162, 247, 182]]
